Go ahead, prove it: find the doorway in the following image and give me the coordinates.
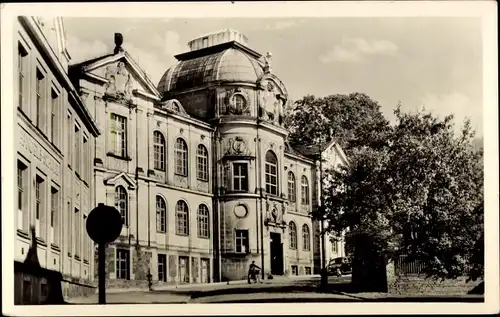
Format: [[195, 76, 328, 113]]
[[270, 232, 283, 275]]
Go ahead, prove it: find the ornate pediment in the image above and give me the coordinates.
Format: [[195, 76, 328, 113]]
[[104, 61, 133, 101], [104, 172, 137, 190], [160, 99, 189, 117]]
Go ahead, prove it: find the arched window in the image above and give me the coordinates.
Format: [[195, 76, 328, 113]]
[[115, 186, 128, 226], [197, 204, 209, 238], [289, 221, 297, 250], [156, 196, 166, 233], [175, 200, 189, 235], [196, 144, 208, 181], [153, 131, 166, 171], [301, 176, 309, 205], [302, 224, 311, 251], [174, 138, 188, 176], [288, 172, 296, 202], [265, 150, 278, 196]]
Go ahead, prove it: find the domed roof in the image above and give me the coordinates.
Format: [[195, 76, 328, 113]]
[[158, 48, 264, 94], [157, 29, 266, 95]]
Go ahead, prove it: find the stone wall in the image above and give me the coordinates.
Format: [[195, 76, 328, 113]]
[[14, 261, 96, 305], [221, 257, 250, 281], [133, 248, 152, 280], [388, 275, 482, 295]]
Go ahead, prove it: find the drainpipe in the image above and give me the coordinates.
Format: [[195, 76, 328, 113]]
[[257, 128, 265, 280], [135, 105, 139, 248]]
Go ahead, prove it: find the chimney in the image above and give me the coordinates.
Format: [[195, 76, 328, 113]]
[[114, 33, 124, 54]]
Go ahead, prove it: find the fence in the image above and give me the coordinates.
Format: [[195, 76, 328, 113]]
[[394, 255, 428, 275], [394, 255, 472, 276]]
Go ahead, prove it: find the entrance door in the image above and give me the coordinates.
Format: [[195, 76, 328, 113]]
[[201, 258, 210, 283], [270, 232, 283, 275]]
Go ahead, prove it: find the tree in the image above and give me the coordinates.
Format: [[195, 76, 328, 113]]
[[285, 93, 391, 156], [324, 106, 484, 281]]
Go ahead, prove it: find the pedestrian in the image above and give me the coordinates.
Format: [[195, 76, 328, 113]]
[[248, 261, 261, 284]]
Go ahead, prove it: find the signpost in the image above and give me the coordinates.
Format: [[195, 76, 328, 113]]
[[86, 203, 123, 304]]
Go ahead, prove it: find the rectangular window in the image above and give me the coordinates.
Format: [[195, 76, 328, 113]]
[[67, 113, 72, 166], [50, 89, 59, 146], [332, 241, 338, 253], [235, 229, 249, 254], [232, 163, 248, 191], [17, 161, 27, 231], [116, 249, 130, 280], [74, 125, 80, 175], [305, 267, 312, 275], [67, 202, 72, 256], [35, 176, 44, 239], [110, 113, 127, 157], [36, 69, 45, 130], [158, 254, 167, 282], [83, 214, 88, 262], [196, 146, 208, 181], [265, 162, 278, 196], [291, 265, 298, 276], [75, 208, 80, 258], [18, 44, 27, 110], [50, 187, 59, 245], [83, 136, 89, 182]]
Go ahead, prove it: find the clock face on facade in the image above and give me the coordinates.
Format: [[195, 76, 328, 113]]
[[234, 204, 248, 218]]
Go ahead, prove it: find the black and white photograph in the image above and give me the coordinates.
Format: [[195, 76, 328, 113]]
[[1, 1, 498, 316]]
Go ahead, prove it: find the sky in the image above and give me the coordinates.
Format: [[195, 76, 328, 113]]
[[63, 17, 483, 136]]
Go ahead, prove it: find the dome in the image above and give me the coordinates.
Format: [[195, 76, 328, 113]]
[[157, 47, 264, 94]]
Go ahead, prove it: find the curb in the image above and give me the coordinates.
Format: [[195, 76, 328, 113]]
[[101, 275, 321, 294]]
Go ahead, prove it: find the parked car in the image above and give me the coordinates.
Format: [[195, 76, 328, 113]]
[[327, 257, 352, 276]]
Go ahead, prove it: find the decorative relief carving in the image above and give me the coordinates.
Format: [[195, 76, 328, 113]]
[[259, 80, 285, 126], [224, 88, 251, 116], [224, 137, 251, 157], [300, 205, 309, 214], [155, 171, 166, 183], [196, 180, 209, 192], [173, 174, 188, 189], [104, 62, 132, 100], [19, 128, 60, 177]]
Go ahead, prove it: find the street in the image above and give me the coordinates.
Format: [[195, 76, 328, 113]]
[[66, 275, 483, 304]]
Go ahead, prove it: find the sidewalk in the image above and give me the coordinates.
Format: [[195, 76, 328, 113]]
[[66, 291, 191, 304], [103, 274, 319, 293]]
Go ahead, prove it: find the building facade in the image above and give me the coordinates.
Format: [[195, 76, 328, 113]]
[[15, 15, 100, 292], [67, 28, 345, 286]]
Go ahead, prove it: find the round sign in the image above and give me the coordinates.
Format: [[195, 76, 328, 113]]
[[86, 203, 123, 244]]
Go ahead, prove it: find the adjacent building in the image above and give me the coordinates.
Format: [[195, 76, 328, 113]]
[[15, 16, 100, 298]]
